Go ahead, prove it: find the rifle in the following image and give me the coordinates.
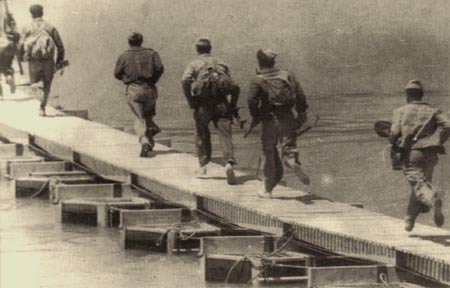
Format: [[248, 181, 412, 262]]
[[243, 120, 260, 138], [2, 0, 23, 75], [297, 114, 320, 136]]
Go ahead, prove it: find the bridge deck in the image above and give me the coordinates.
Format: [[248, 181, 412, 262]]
[[1, 97, 449, 284]]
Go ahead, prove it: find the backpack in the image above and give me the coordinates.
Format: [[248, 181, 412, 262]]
[[23, 22, 55, 60], [192, 58, 233, 98], [257, 70, 295, 106]]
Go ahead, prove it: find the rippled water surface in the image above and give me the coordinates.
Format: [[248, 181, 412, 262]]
[[2, 1, 450, 287]]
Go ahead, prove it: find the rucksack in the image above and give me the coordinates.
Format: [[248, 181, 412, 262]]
[[257, 70, 295, 106], [23, 22, 55, 60], [192, 58, 233, 98]]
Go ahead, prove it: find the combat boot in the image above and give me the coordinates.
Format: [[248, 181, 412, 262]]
[[404, 215, 416, 232], [225, 162, 236, 185], [433, 197, 444, 227], [140, 143, 152, 158], [39, 106, 46, 117]]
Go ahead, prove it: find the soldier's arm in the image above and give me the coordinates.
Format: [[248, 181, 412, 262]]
[[436, 110, 450, 144], [51, 27, 65, 64], [223, 65, 239, 109], [389, 109, 402, 145], [291, 73, 308, 115], [151, 51, 164, 84], [114, 54, 125, 81], [247, 78, 262, 120], [181, 62, 197, 109]]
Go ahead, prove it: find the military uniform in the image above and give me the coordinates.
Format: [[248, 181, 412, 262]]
[[114, 36, 164, 155], [0, 36, 16, 96], [248, 65, 309, 194], [181, 52, 239, 168], [389, 80, 450, 230], [20, 17, 64, 112]]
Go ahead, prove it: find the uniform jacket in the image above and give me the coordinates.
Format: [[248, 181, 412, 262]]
[[247, 67, 308, 120], [389, 101, 450, 152], [20, 18, 64, 63], [114, 46, 164, 86]]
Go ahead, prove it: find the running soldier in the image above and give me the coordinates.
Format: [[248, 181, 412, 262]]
[[114, 32, 164, 157], [389, 80, 450, 231], [181, 38, 240, 185], [247, 49, 310, 198], [19, 4, 65, 116]]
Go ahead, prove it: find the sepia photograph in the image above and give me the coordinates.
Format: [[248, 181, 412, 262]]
[[1, 0, 450, 287]]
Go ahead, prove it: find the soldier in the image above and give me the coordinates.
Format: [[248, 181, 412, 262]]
[[0, 4, 20, 97], [247, 49, 310, 198], [181, 38, 240, 185], [389, 80, 450, 231], [0, 33, 17, 97], [114, 32, 164, 157], [19, 4, 65, 116]]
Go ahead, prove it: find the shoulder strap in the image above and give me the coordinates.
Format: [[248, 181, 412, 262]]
[[413, 110, 439, 142]]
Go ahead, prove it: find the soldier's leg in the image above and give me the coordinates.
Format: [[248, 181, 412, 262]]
[[215, 116, 237, 185], [41, 60, 55, 112], [5, 68, 15, 94], [142, 89, 159, 149], [420, 149, 443, 227], [402, 149, 436, 230], [214, 117, 235, 164], [126, 84, 152, 157], [261, 120, 282, 194], [194, 106, 214, 168], [280, 119, 310, 186]]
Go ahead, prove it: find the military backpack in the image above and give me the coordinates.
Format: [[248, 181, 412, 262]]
[[192, 58, 233, 98], [257, 70, 295, 107], [23, 22, 55, 60]]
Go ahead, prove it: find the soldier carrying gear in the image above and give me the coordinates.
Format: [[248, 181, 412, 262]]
[[181, 38, 240, 185], [19, 4, 65, 116], [114, 32, 164, 157], [247, 49, 310, 198], [389, 80, 450, 232]]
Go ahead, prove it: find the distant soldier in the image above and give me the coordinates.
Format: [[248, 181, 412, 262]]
[[181, 38, 240, 185], [0, 5, 20, 97], [19, 4, 65, 116], [247, 49, 310, 198], [114, 32, 164, 157], [0, 33, 18, 97], [389, 80, 450, 231]]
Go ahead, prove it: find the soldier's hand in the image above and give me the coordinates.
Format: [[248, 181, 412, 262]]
[[296, 112, 308, 126]]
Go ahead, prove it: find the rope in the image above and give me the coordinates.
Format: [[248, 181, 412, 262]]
[[379, 273, 390, 288], [224, 256, 250, 285], [29, 178, 50, 199]]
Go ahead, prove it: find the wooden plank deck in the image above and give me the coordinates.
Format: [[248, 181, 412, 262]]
[[1, 97, 450, 284]]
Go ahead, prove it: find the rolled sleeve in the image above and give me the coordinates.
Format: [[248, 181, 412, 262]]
[[181, 62, 196, 84]]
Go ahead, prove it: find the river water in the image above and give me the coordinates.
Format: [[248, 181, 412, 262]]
[[2, 0, 450, 287]]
